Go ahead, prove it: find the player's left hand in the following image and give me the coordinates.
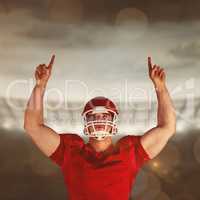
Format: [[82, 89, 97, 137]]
[[148, 56, 166, 90]]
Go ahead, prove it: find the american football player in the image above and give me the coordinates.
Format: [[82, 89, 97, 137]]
[[24, 55, 176, 200]]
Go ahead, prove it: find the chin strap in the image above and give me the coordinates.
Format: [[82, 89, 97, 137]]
[[84, 127, 116, 139], [94, 136, 106, 141], [87, 130, 111, 140]]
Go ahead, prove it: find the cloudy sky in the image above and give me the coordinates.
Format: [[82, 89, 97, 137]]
[[0, 0, 200, 103]]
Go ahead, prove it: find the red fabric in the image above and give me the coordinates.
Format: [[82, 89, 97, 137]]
[[49, 133, 151, 200]]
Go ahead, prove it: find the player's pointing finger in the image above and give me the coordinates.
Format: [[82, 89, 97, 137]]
[[148, 56, 152, 74], [148, 56, 152, 68], [47, 54, 55, 71]]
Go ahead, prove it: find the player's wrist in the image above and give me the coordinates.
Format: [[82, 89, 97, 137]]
[[154, 83, 166, 92], [35, 82, 47, 90]]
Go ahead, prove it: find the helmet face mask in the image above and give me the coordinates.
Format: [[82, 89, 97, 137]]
[[82, 97, 119, 141], [83, 109, 118, 141]]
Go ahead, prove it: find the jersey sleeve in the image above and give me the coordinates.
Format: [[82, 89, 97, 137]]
[[130, 135, 151, 169], [49, 133, 83, 167]]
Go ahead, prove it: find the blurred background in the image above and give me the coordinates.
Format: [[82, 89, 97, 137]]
[[0, 0, 200, 199]]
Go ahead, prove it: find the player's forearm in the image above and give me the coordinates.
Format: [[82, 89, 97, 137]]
[[24, 84, 46, 129], [155, 83, 176, 132]]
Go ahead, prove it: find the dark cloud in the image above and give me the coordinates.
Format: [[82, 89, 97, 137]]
[[170, 41, 200, 60], [1, 0, 200, 23], [0, 0, 47, 10], [0, 0, 47, 15]]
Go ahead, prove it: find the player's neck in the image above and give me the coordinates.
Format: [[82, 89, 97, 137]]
[[88, 136, 113, 152]]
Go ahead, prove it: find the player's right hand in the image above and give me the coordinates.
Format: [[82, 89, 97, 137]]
[[34, 55, 55, 87]]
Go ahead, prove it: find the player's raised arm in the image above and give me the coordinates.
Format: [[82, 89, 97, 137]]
[[24, 55, 60, 157], [140, 57, 176, 159]]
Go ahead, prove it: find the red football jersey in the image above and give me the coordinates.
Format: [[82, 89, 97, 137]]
[[49, 134, 151, 200]]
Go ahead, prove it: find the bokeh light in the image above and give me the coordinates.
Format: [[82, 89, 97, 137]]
[[114, 7, 148, 40], [148, 142, 182, 180]]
